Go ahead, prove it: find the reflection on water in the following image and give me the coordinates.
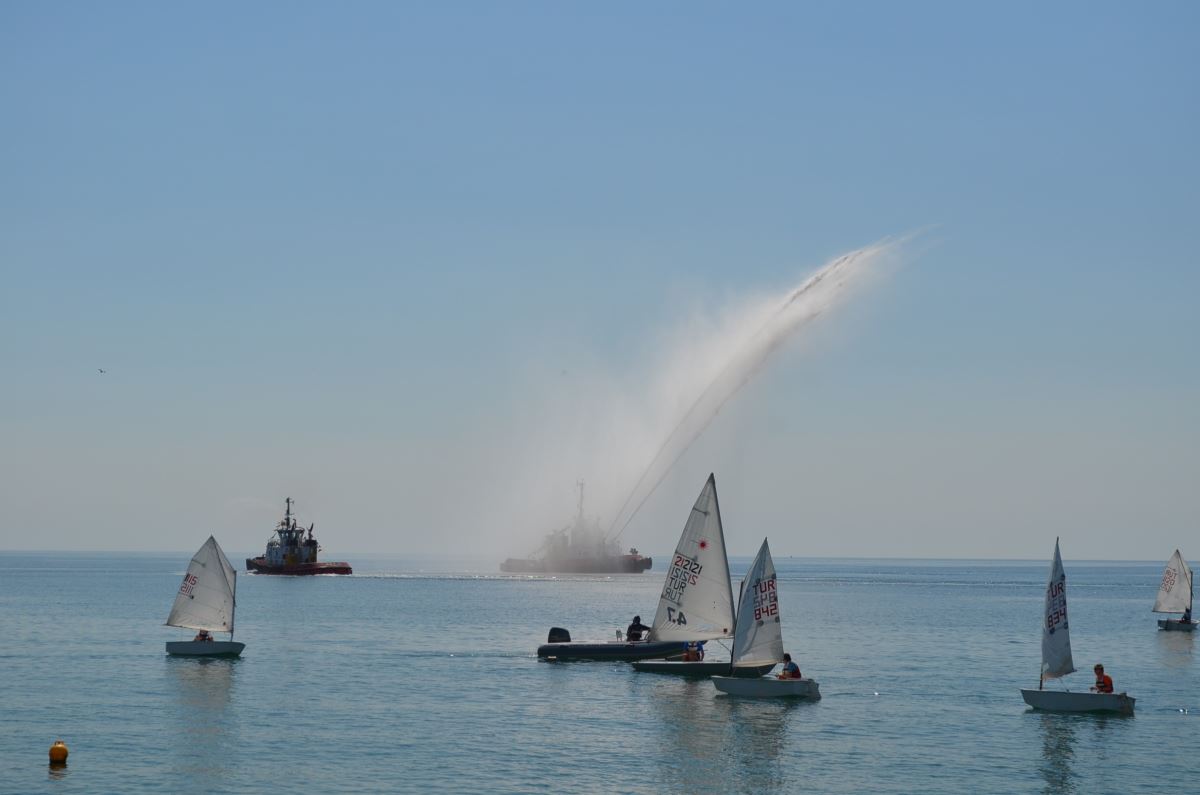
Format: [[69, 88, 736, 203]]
[[1036, 711, 1131, 795], [1155, 627, 1195, 670], [647, 676, 808, 794], [47, 762, 69, 781], [718, 696, 802, 792], [1037, 713, 1078, 795], [165, 657, 239, 777]]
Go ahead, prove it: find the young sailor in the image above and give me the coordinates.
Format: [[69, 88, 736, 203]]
[[1091, 663, 1114, 693], [778, 653, 802, 680]]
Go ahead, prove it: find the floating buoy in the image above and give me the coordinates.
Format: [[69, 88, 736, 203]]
[[48, 740, 69, 763]]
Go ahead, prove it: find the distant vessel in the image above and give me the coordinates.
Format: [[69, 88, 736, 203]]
[[245, 498, 353, 575], [501, 482, 651, 574], [1019, 538, 1135, 714], [166, 536, 245, 657], [1154, 549, 1195, 632]]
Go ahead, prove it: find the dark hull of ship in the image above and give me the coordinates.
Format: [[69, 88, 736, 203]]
[[631, 660, 777, 677], [1158, 618, 1197, 631], [500, 554, 652, 574], [537, 639, 681, 661], [245, 557, 353, 575]]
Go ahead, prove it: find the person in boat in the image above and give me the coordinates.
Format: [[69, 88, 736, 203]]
[[193, 630, 213, 642], [625, 616, 651, 642], [681, 641, 705, 662], [778, 653, 801, 680], [1183, 607, 1193, 623], [1090, 663, 1114, 693]]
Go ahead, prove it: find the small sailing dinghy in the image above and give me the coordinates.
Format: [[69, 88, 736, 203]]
[[1153, 549, 1196, 632], [632, 475, 773, 677], [1019, 538, 1133, 714], [165, 536, 245, 658], [712, 539, 820, 699], [539, 474, 740, 663]]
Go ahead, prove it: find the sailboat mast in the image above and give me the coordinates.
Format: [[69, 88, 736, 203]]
[[230, 577, 235, 642], [709, 475, 736, 622]]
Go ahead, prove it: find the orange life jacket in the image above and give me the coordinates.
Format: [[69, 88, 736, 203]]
[[1095, 673, 1113, 693]]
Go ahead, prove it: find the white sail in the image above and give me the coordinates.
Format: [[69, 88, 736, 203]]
[[165, 536, 238, 635], [1040, 538, 1075, 680], [730, 538, 785, 668], [650, 473, 736, 642], [1153, 549, 1193, 614]]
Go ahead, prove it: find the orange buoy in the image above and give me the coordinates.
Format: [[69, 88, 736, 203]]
[[48, 739, 69, 764]]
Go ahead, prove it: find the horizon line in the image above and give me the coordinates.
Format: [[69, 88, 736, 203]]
[[0, 549, 1169, 565]]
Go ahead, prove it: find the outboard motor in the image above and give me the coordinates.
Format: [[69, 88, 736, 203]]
[[547, 627, 571, 643]]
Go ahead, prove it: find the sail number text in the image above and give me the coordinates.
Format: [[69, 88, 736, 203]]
[[1045, 579, 1067, 632], [1160, 568, 1177, 593], [752, 577, 778, 621], [662, 553, 702, 605], [179, 573, 198, 597]]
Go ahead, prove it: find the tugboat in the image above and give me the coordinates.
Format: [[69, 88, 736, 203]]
[[245, 498, 353, 575], [501, 482, 652, 574]]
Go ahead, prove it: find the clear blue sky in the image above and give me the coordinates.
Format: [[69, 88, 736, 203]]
[[2, 2, 1196, 559]]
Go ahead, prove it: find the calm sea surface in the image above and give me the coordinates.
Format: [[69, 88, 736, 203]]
[[0, 552, 1195, 794]]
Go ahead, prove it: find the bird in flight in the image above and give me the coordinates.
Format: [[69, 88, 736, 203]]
[[98, 368, 106, 374]]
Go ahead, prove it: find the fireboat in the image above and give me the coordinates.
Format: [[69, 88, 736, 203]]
[[245, 498, 353, 575], [500, 481, 652, 574]]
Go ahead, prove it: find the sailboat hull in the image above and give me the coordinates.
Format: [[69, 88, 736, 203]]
[[166, 641, 245, 657], [712, 676, 821, 699], [1157, 619, 1197, 632], [631, 660, 776, 677], [1020, 689, 1134, 715]]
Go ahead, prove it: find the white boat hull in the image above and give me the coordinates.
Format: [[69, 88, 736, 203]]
[[1158, 619, 1197, 632], [166, 640, 245, 657], [1020, 689, 1134, 715], [713, 676, 821, 699]]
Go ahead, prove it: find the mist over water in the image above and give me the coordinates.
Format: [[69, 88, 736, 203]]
[[605, 239, 903, 542], [496, 238, 905, 557]]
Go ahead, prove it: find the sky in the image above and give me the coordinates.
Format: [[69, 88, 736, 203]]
[[1, 2, 1197, 560]]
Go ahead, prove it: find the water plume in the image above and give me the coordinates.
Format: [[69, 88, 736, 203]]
[[605, 237, 904, 541]]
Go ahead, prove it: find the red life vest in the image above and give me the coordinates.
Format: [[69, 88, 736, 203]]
[[1095, 673, 1113, 693]]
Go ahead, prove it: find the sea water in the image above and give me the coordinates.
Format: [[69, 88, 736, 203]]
[[0, 553, 1195, 794]]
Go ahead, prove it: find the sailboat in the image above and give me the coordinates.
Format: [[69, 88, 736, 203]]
[[712, 539, 821, 698], [1153, 549, 1196, 632], [538, 474, 739, 662], [1019, 538, 1134, 714], [165, 536, 245, 658], [632, 475, 775, 677]]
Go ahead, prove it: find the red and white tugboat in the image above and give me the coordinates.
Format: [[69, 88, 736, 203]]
[[246, 498, 353, 575]]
